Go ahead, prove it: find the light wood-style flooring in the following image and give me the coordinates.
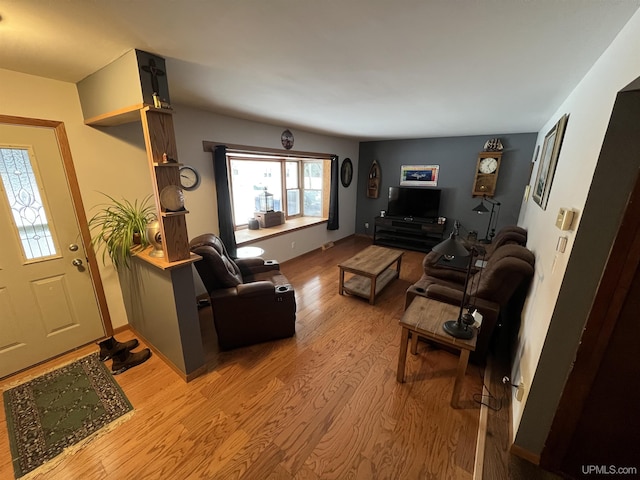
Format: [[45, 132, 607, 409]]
[[1, 236, 486, 479]]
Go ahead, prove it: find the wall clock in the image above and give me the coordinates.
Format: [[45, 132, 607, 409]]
[[179, 165, 200, 191], [281, 129, 294, 150], [472, 152, 503, 197], [340, 158, 353, 187]]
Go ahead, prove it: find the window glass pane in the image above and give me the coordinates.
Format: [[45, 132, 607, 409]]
[[303, 190, 322, 217], [0, 147, 57, 259], [286, 162, 298, 189], [303, 161, 323, 189], [287, 189, 300, 216], [303, 161, 323, 216], [230, 159, 282, 226]]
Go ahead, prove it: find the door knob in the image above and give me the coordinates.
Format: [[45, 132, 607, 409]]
[[72, 258, 83, 267], [69, 244, 79, 251]]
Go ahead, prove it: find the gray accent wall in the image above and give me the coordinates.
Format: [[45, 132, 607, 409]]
[[357, 133, 537, 241]]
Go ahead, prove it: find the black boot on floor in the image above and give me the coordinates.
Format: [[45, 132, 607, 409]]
[[111, 348, 152, 375], [98, 336, 139, 361]]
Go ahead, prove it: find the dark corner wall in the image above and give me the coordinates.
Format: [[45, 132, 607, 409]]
[[356, 133, 538, 239]]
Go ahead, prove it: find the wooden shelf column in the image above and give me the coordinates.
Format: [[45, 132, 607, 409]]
[[140, 107, 190, 263]]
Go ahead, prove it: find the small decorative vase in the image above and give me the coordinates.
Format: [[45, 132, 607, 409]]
[[146, 221, 164, 258]]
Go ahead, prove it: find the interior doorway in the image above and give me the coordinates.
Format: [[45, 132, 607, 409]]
[[0, 116, 111, 378]]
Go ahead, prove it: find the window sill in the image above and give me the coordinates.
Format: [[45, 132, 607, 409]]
[[235, 217, 327, 246]]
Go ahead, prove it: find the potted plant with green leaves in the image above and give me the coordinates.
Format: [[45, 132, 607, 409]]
[[88, 193, 157, 270]]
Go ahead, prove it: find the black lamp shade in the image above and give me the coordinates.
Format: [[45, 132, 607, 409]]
[[472, 200, 490, 214], [432, 233, 470, 258]]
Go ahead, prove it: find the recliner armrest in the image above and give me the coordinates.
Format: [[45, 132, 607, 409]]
[[236, 258, 280, 276], [236, 281, 278, 297], [208, 280, 276, 300]]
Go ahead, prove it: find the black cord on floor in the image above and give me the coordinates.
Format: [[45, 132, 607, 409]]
[[473, 364, 503, 411]]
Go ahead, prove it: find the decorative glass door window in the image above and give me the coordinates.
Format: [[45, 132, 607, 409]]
[[0, 147, 58, 260]]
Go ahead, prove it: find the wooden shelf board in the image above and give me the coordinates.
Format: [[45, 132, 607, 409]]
[[342, 268, 399, 298], [153, 162, 183, 167], [161, 209, 189, 217], [142, 105, 174, 116], [85, 104, 175, 126], [135, 246, 201, 271], [84, 103, 145, 126]]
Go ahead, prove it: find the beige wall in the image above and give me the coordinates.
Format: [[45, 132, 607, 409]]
[[1, 68, 361, 329], [513, 9, 640, 452], [0, 68, 153, 330]]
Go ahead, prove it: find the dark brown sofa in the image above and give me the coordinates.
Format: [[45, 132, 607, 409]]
[[406, 243, 534, 361], [189, 234, 296, 350], [421, 225, 528, 283]]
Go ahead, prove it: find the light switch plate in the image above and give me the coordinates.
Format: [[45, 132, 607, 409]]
[[557, 236, 568, 253], [556, 208, 574, 230]]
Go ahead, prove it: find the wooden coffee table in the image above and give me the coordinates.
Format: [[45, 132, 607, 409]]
[[397, 296, 477, 408], [338, 245, 403, 304]]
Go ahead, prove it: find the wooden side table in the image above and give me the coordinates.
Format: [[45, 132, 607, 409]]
[[397, 296, 477, 408]]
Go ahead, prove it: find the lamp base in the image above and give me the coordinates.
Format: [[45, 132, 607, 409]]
[[443, 320, 474, 339]]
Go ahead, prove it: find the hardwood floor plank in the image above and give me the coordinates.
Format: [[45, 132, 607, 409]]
[[265, 464, 295, 480], [0, 236, 486, 479], [302, 362, 401, 478], [182, 428, 252, 479]]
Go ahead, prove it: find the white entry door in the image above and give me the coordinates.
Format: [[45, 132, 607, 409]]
[[0, 122, 105, 378]]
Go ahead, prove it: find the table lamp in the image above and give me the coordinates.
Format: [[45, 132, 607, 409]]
[[432, 232, 476, 339]]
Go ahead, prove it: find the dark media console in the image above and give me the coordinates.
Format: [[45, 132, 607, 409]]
[[373, 216, 445, 252]]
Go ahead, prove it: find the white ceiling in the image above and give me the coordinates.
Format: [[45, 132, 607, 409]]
[[1, 1, 639, 140]]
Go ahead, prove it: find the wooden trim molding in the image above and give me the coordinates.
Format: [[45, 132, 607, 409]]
[[511, 444, 541, 466], [202, 140, 335, 160], [54, 121, 114, 335]]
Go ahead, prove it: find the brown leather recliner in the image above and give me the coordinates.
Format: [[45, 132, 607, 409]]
[[189, 234, 296, 350], [406, 244, 534, 361]]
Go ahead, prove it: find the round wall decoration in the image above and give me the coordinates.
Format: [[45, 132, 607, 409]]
[[179, 165, 200, 191], [340, 158, 353, 187], [281, 129, 294, 150]]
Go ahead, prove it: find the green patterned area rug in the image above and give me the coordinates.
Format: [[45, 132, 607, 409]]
[[3, 353, 133, 479]]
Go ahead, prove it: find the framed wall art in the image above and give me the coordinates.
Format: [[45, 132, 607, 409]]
[[533, 114, 569, 210], [400, 164, 439, 186]]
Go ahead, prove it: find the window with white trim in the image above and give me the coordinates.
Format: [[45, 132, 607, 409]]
[[227, 152, 330, 229]]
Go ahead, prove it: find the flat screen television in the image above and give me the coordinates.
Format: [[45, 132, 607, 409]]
[[387, 186, 441, 221]]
